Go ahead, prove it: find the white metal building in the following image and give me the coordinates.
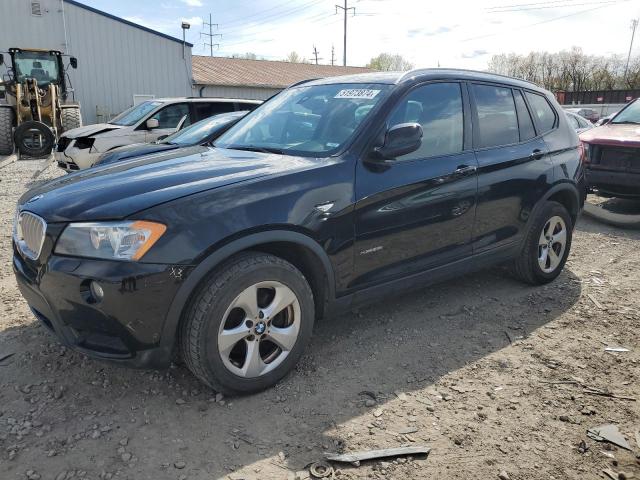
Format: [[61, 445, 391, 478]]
[[0, 0, 193, 124]]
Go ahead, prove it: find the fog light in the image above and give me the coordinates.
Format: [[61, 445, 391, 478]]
[[89, 281, 104, 302]]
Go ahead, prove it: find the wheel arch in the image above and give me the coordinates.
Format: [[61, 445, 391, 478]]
[[543, 182, 582, 227], [160, 230, 336, 352]]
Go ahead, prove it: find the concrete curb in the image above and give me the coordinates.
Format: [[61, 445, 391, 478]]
[[0, 154, 17, 169]]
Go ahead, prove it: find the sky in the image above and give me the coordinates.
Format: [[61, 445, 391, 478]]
[[78, 0, 640, 69]]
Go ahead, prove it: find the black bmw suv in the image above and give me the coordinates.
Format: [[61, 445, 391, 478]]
[[13, 70, 585, 394]]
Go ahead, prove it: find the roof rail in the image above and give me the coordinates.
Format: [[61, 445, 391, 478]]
[[398, 68, 538, 87]]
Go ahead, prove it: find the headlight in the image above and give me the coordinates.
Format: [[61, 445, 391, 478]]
[[55, 221, 166, 261]]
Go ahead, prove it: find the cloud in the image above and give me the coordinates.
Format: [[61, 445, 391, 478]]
[[407, 26, 454, 37], [182, 16, 203, 27], [181, 0, 203, 6], [461, 49, 489, 59]]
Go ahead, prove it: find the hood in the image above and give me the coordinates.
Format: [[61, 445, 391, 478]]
[[19, 146, 319, 222], [580, 123, 640, 148], [62, 123, 123, 139], [96, 143, 179, 166]]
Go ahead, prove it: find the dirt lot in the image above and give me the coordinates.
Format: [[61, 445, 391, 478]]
[[1, 156, 639, 480]]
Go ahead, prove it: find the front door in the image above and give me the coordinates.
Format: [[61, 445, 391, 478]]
[[144, 103, 191, 142], [352, 82, 478, 288]]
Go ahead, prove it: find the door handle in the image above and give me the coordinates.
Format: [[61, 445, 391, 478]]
[[453, 165, 477, 176], [529, 149, 545, 160]]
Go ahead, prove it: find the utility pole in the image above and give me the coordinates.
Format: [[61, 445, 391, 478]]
[[202, 13, 221, 56], [624, 18, 639, 83], [312, 45, 322, 65], [331, 45, 336, 66], [335, 0, 355, 66]]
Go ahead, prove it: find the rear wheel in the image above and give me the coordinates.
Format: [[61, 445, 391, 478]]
[[512, 201, 573, 285], [180, 252, 315, 394], [61, 107, 82, 133], [0, 107, 14, 155]]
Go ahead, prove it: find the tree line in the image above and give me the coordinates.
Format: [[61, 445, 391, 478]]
[[487, 47, 640, 92]]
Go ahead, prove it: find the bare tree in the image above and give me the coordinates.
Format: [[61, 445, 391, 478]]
[[367, 53, 413, 71], [487, 47, 636, 91]]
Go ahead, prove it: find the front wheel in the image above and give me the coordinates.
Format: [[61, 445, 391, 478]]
[[512, 201, 573, 285], [180, 252, 315, 394]]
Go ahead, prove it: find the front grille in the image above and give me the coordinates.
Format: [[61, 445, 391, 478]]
[[596, 146, 640, 172], [15, 211, 46, 260]]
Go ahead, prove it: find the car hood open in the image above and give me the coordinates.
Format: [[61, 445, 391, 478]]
[[580, 123, 640, 148], [61, 123, 124, 139], [19, 146, 319, 222]]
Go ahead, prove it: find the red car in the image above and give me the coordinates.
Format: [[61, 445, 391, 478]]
[[580, 99, 640, 198]]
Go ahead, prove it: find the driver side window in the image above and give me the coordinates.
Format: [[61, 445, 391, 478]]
[[149, 103, 191, 129], [388, 83, 464, 161]]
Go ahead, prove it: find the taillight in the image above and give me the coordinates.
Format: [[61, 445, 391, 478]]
[[578, 142, 590, 164]]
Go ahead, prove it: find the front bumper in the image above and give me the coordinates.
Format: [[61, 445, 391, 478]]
[[55, 143, 101, 171], [13, 244, 189, 368], [586, 167, 640, 198]]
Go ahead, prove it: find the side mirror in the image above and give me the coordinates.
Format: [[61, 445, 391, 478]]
[[146, 118, 159, 130], [374, 123, 423, 159], [70, 57, 78, 69], [0, 54, 4, 66]]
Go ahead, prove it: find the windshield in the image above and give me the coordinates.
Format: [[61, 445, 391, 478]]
[[109, 101, 162, 126], [215, 83, 391, 156], [611, 100, 640, 124], [162, 111, 245, 146], [13, 51, 60, 87]]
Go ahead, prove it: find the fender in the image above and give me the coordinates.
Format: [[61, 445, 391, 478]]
[[159, 230, 337, 351], [518, 180, 582, 251]]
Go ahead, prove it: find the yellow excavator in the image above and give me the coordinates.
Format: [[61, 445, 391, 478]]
[[0, 48, 82, 157]]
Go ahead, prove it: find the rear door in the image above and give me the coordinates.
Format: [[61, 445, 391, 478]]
[[471, 83, 553, 253], [352, 81, 478, 288]]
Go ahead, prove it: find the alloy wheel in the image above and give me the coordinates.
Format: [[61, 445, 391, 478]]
[[217, 281, 301, 378], [537, 215, 567, 273]]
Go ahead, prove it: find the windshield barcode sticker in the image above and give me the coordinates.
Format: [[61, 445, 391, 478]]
[[335, 89, 380, 99]]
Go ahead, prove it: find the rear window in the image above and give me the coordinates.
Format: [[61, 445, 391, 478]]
[[525, 92, 556, 133], [472, 84, 519, 148]]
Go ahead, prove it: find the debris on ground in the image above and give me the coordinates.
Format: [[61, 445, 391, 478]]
[[325, 446, 430, 466], [604, 346, 631, 353], [587, 424, 632, 451], [308, 461, 334, 478]]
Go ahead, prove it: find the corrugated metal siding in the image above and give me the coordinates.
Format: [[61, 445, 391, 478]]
[[0, 0, 193, 123], [194, 84, 281, 101]]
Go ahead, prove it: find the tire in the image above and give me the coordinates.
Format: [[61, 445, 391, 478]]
[[61, 107, 82, 133], [512, 201, 573, 285], [14, 121, 55, 157], [0, 107, 14, 155], [180, 252, 315, 395]]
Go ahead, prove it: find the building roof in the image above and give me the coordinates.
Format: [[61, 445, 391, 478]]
[[192, 56, 373, 89], [64, 0, 193, 47]]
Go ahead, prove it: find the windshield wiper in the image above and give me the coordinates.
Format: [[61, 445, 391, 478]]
[[225, 144, 285, 155], [611, 120, 640, 125]]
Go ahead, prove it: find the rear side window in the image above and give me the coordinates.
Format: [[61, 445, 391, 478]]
[[525, 92, 556, 132], [388, 82, 464, 160], [472, 84, 519, 148], [513, 90, 536, 141], [566, 113, 580, 129], [193, 102, 235, 121]]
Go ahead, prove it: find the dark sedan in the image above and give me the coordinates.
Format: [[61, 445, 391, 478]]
[[95, 110, 248, 166]]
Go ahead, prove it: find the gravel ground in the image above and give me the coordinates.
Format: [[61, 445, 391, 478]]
[[0, 156, 639, 480]]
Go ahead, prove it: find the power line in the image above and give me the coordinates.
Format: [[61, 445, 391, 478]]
[[487, 0, 593, 9], [336, 0, 356, 66], [488, 0, 628, 13], [462, 0, 631, 41], [201, 13, 221, 56]]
